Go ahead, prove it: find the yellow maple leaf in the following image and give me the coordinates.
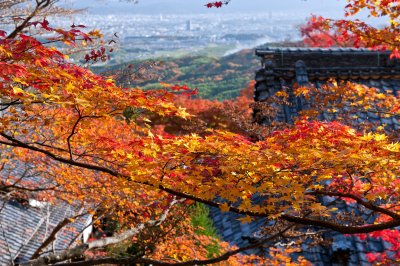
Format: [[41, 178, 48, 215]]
[[310, 203, 326, 212], [12, 77, 28, 86], [374, 134, 387, 141], [219, 203, 230, 212], [237, 215, 253, 224], [12, 86, 25, 95], [177, 106, 191, 119]]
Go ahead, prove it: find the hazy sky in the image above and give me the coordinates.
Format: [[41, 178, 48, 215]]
[[70, 0, 348, 17]]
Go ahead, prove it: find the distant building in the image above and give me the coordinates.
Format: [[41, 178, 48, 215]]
[[186, 20, 191, 31]]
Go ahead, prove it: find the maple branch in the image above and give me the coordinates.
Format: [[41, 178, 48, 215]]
[[0, 133, 262, 215], [2, 132, 400, 234], [22, 245, 87, 266], [6, 0, 52, 39], [280, 214, 400, 234], [0, 99, 22, 111], [0, 220, 15, 265], [2, 183, 61, 193], [51, 224, 294, 266], [0, 132, 120, 177], [31, 212, 89, 260], [67, 106, 83, 160], [307, 190, 400, 220], [21, 198, 182, 266], [89, 198, 182, 249]]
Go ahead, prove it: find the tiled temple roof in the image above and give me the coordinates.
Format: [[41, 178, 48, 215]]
[[254, 47, 400, 127], [209, 47, 400, 265], [0, 163, 91, 265], [0, 200, 90, 265]]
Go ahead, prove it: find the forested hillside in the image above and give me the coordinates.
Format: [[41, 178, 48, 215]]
[[96, 49, 259, 100]]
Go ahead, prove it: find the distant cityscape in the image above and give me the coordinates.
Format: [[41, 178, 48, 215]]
[[2, 0, 388, 63], [49, 12, 307, 63]]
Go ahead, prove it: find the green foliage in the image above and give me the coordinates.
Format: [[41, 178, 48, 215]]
[[122, 107, 145, 124], [126, 243, 147, 257], [190, 202, 218, 237], [189, 202, 222, 258]]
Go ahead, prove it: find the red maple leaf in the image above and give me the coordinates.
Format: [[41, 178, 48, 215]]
[[214, 1, 223, 8]]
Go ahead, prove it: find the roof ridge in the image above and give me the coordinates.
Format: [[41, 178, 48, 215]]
[[255, 47, 392, 57]]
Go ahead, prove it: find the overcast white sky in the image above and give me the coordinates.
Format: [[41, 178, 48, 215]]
[[64, 0, 391, 27], [70, 0, 348, 17]]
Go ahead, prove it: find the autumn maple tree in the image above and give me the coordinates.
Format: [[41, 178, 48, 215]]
[[1, 0, 400, 265], [0, 1, 307, 265], [301, 0, 400, 57]]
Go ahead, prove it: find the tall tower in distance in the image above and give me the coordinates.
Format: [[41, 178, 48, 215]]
[[186, 20, 191, 31]]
